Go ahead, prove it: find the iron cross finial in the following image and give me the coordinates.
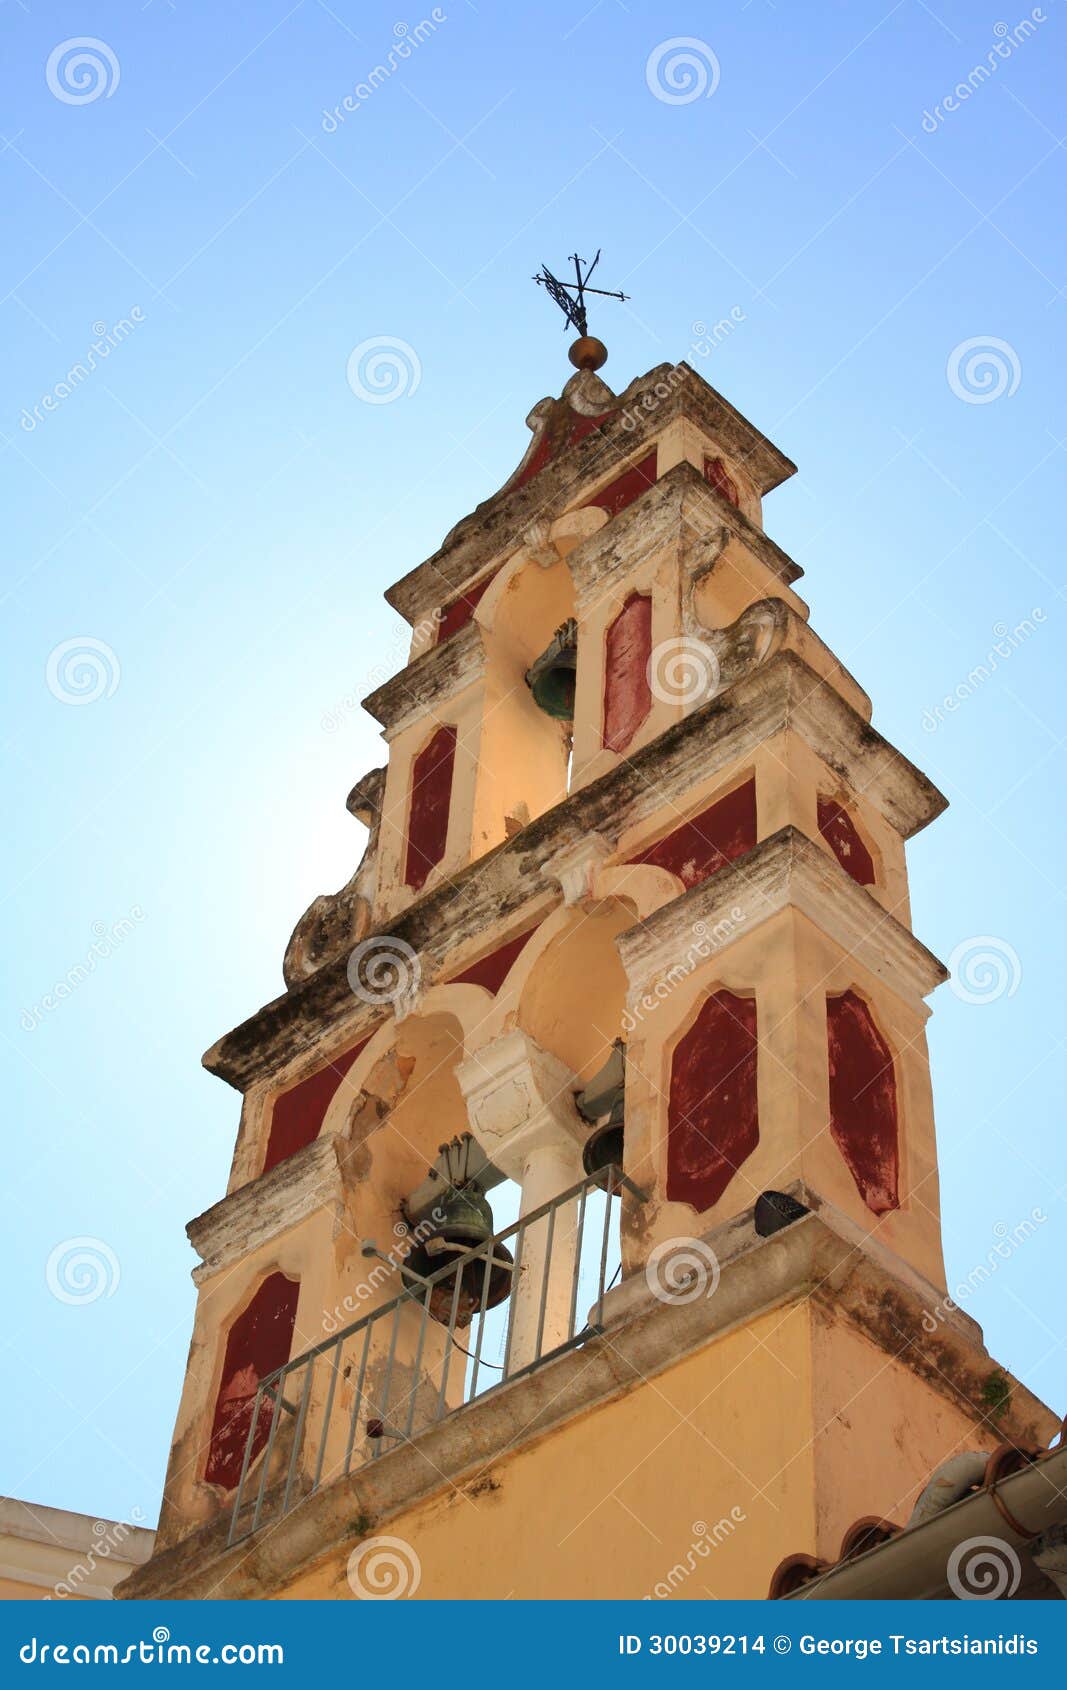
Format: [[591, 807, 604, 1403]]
[[532, 250, 629, 340]]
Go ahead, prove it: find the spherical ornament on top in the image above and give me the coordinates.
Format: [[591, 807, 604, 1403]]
[[568, 335, 608, 371]]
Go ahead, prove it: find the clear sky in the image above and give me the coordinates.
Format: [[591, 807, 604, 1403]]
[[3, 0, 1064, 1529]]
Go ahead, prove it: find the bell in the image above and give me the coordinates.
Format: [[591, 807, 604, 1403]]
[[576, 1040, 626, 1182], [525, 618, 578, 721], [404, 1177, 513, 1328]]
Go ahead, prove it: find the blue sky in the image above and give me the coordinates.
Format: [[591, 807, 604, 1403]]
[[2, 0, 1064, 1528]]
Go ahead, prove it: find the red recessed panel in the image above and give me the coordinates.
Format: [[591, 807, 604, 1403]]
[[449, 925, 538, 994], [585, 451, 657, 519], [629, 778, 756, 889], [263, 1034, 373, 1175], [514, 408, 614, 489], [436, 569, 500, 645], [826, 990, 899, 1215], [205, 1272, 299, 1491], [404, 723, 457, 891], [603, 592, 653, 754], [817, 796, 876, 887], [704, 456, 740, 507], [667, 990, 759, 1212]]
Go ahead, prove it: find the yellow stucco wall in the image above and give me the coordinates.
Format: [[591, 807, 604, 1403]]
[[272, 1296, 985, 1601]]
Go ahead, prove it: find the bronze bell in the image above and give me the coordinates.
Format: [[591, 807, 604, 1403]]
[[403, 1145, 513, 1327], [576, 1039, 626, 1181], [525, 618, 578, 721]]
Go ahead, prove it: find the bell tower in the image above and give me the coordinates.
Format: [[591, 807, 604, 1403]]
[[121, 321, 1057, 1604]]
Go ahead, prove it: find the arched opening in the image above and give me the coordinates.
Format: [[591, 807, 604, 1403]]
[[476, 554, 576, 828]]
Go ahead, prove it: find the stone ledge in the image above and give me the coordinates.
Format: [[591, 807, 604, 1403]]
[[115, 1195, 1056, 1601], [187, 1137, 346, 1284], [616, 825, 948, 1010], [204, 651, 946, 1093], [385, 363, 797, 625]]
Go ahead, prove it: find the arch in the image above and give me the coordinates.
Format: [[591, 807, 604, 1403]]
[[205, 1271, 299, 1492], [511, 899, 635, 1084], [593, 863, 684, 920]]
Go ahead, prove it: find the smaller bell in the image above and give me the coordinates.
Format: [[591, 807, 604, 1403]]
[[576, 1039, 626, 1182], [525, 618, 578, 721]]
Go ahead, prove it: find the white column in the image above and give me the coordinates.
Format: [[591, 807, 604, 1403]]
[[456, 1031, 587, 1375]]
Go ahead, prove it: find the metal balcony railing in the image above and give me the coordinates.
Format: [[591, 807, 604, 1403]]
[[227, 1165, 644, 1545]]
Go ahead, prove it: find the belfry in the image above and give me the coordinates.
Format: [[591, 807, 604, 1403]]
[[120, 316, 1058, 1602]]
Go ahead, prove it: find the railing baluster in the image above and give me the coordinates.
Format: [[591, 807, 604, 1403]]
[[227, 1387, 264, 1545], [595, 1164, 615, 1328], [500, 1222, 526, 1381], [568, 1181, 589, 1343], [312, 1340, 341, 1494], [252, 1368, 288, 1533], [231, 1170, 645, 1544], [403, 1287, 434, 1443], [371, 1301, 403, 1460], [533, 1201, 556, 1364], [466, 1241, 495, 1403], [435, 1258, 466, 1419], [282, 1357, 314, 1514], [343, 1323, 373, 1476]]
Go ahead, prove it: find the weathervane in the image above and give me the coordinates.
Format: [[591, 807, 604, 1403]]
[[533, 250, 629, 371]]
